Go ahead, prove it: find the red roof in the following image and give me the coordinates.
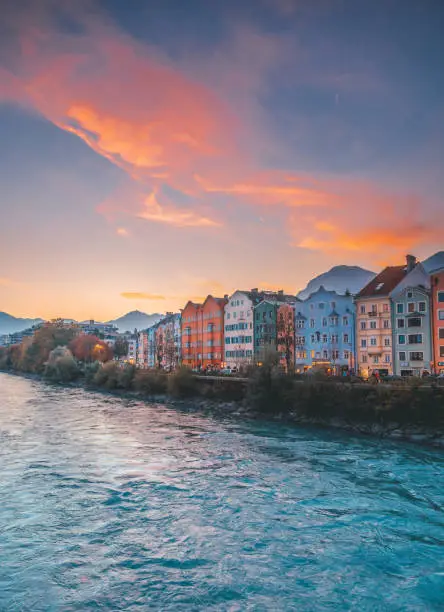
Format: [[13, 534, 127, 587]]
[[356, 265, 407, 298]]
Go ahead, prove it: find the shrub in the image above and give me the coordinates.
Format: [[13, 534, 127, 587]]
[[93, 361, 120, 389], [83, 361, 101, 384], [117, 364, 136, 390], [167, 367, 198, 398], [133, 369, 168, 395], [246, 352, 294, 414], [44, 346, 80, 383]]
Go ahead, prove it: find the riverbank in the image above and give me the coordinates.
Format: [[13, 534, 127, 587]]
[[3, 368, 444, 449]]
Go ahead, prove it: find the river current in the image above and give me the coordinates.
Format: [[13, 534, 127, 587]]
[[1, 372, 444, 610]]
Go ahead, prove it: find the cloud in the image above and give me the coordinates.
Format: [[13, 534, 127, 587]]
[[0, 277, 16, 287], [1, 0, 442, 265], [121, 292, 166, 300]]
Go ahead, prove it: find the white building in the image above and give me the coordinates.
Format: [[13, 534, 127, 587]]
[[224, 290, 257, 369]]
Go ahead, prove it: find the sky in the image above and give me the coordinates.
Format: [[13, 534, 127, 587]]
[[1, 0, 443, 321]]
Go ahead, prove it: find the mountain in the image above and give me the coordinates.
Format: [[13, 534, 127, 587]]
[[297, 265, 376, 300], [0, 312, 43, 335], [422, 251, 444, 273], [107, 310, 162, 332]]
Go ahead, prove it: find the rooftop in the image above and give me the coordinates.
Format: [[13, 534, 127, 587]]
[[356, 265, 407, 298]]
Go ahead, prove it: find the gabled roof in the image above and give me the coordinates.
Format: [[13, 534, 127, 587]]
[[356, 265, 407, 298]]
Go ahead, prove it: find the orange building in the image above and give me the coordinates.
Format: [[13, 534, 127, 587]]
[[181, 295, 227, 369], [431, 267, 444, 374]]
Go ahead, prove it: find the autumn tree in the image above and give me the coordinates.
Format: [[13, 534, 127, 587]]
[[70, 334, 113, 363]]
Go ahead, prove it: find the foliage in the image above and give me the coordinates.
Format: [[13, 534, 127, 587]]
[[113, 337, 129, 359], [133, 368, 168, 395], [93, 361, 120, 389], [44, 346, 80, 383], [167, 367, 198, 398], [70, 334, 113, 363], [246, 350, 293, 414], [83, 361, 101, 384]]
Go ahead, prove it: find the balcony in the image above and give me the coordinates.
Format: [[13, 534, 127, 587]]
[[368, 311, 379, 317]]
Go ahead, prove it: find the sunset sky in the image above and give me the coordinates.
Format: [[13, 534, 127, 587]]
[[1, 0, 443, 321]]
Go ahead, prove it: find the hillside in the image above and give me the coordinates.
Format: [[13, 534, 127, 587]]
[[107, 310, 162, 332], [297, 265, 376, 300], [0, 312, 43, 335]]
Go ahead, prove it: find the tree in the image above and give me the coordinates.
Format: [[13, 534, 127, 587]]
[[277, 309, 295, 374], [113, 337, 129, 360], [44, 346, 80, 382], [70, 334, 113, 363]]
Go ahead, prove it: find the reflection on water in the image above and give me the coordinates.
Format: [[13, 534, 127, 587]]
[[1, 372, 444, 610]]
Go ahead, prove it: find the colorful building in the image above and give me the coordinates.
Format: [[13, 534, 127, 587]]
[[355, 256, 415, 377], [154, 312, 181, 370], [294, 286, 355, 374], [391, 263, 432, 376], [181, 296, 226, 369], [277, 303, 297, 371], [147, 325, 157, 368], [430, 266, 444, 374]]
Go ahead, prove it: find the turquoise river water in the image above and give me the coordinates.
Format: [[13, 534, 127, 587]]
[[1, 372, 444, 611]]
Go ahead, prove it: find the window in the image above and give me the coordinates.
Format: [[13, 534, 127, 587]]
[[440, 346, 444, 358], [408, 334, 422, 344], [310, 319, 315, 328], [362, 354, 368, 363], [361, 339, 367, 348], [375, 283, 384, 291], [323, 350, 329, 359], [383, 319, 390, 329], [384, 337, 390, 347], [407, 317, 421, 328], [371, 304, 377, 313], [318, 302, 325, 309], [410, 352, 424, 361], [407, 291, 413, 299], [343, 316, 349, 326], [344, 350, 350, 359], [233, 312, 237, 319], [439, 311, 444, 321], [407, 302, 415, 313], [438, 292, 444, 303], [322, 334, 328, 343], [396, 303, 404, 314], [373, 356, 379, 364], [398, 335, 406, 345], [383, 303, 390, 313], [311, 334, 315, 343], [384, 354, 391, 363], [399, 351, 407, 361], [361, 321, 367, 330], [343, 333, 349, 343], [439, 329, 444, 340], [310, 303, 314, 310], [330, 316, 339, 326], [360, 305, 366, 314], [370, 321, 377, 329], [418, 302, 426, 312], [322, 317, 328, 327], [397, 319, 405, 328], [225, 337, 230, 344], [296, 319, 305, 329], [332, 350, 339, 360], [227, 312, 231, 320], [331, 301, 336, 309], [370, 337, 377, 346]]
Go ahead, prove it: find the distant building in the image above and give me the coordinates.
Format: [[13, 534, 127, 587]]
[[277, 303, 297, 372], [355, 255, 415, 377], [254, 300, 279, 364], [294, 287, 355, 374], [391, 263, 432, 376], [430, 266, 444, 374], [155, 312, 181, 370], [79, 320, 119, 337]]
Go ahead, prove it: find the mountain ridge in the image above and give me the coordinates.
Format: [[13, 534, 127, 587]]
[[297, 265, 376, 300]]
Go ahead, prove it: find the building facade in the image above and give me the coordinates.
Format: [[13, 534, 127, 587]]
[[254, 300, 279, 364], [391, 264, 432, 376], [224, 291, 255, 369], [431, 267, 444, 374], [294, 286, 355, 374], [277, 303, 296, 372], [154, 312, 181, 370], [355, 257, 415, 377], [181, 296, 226, 369]]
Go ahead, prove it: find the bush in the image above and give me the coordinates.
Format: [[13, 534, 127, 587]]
[[93, 361, 120, 389], [83, 361, 101, 384], [246, 352, 294, 414], [133, 369, 168, 395], [117, 364, 136, 390], [167, 367, 198, 398], [44, 346, 80, 383]]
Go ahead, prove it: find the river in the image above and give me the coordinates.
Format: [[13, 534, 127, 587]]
[[1, 372, 444, 610]]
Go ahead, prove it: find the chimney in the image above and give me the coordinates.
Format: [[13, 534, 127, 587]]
[[278, 289, 284, 296], [224, 294, 228, 300], [406, 254, 417, 272], [251, 288, 258, 294]]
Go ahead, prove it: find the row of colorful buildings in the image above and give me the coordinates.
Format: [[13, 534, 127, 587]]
[[125, 256, 444, 377]]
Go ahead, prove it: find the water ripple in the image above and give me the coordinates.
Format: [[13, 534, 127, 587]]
[[1, 372, 444, 610]]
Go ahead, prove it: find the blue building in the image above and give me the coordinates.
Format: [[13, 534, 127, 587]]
[[294, 286, 356, 374]]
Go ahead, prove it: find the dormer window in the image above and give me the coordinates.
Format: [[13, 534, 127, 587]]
[[375, 283, 384, 291]]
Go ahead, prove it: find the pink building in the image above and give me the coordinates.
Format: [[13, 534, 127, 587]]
[[431, 267, 444, 374]]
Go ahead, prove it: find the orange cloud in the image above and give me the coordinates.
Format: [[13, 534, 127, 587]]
[[116, 227, 129, 237], [121, 292, 166, 300], [138, 192, 221, 228]]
